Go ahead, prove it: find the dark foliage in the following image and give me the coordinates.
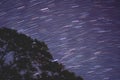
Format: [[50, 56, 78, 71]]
[[0, 27, 83, 80]]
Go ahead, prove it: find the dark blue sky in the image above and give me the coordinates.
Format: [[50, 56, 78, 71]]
[[0, 0, 120, 80]]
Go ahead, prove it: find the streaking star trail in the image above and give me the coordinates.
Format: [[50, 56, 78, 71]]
[[0, 0, 120, 80]]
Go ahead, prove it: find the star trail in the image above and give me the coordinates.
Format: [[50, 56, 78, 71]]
[[0, 0, 120, 80]]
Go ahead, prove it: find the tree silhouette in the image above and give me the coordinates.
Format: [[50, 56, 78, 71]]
[[0, 27, 83, 80]]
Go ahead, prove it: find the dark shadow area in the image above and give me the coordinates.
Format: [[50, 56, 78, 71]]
[[0, 27, 83, 80]]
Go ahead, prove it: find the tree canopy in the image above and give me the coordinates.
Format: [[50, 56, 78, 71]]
[[0, 27, 83, 80]]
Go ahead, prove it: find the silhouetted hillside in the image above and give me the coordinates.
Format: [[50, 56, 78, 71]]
[[0, 27, 83, 80]]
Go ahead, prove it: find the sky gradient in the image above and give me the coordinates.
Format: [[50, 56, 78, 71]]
[[0, 0, 120, 80]]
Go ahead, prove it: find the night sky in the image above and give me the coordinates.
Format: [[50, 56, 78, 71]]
[[0, 0, 120, 80]]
